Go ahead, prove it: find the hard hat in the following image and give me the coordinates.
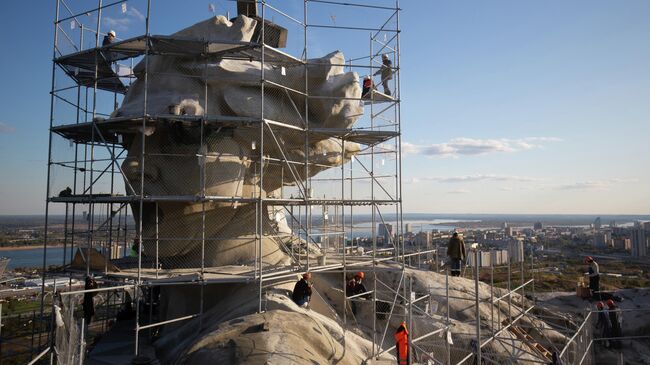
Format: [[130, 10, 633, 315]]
[[364, 75, 371, 79], [596, 301, 604, 310], [606, 299, 615, 308], [382, 53, 388, 59], [584, 256, 593, 263], [355, 272, 365, 279], [108, 30, 116, 37]]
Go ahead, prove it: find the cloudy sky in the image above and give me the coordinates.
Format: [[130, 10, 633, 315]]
[[0, 0, 648, 214]]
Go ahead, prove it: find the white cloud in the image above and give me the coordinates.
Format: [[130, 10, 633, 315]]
[[103, 17, 131, 32], [555, 178, 639, 191], [103, 6, 145, 32], [405, 174, 538, 184], [127, 7, 145, 22], [446, 189, 471, 194], [0, 122, 15, 133], [403, 137, 562, 158]]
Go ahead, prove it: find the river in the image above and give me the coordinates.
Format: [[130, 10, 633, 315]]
[[2, 247, 67, 270]]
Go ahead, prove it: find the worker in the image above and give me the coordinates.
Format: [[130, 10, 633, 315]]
[[362, 75, 375, 98], [606, 299, 622, 349], [584, 256, 600, 295], [547, 352, 562, 365], [346, 272, 369, 315], [116, 290, 136, 320], [595, 301, 611, 347], [82, 275, 98, 324], [291, 272, 313, 307], [447, 232, 466, 277], [103, 30, 116, 46], [130, 238, 142, 257], [373, 54, 393, 96], [394, 321, 409, 365], [58, 186, 72, 197]]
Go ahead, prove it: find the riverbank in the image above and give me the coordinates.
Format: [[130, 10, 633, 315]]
[[0, 244, 64, 252]]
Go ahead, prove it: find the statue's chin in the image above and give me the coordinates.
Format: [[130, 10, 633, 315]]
[[140, 203, 290, 268]]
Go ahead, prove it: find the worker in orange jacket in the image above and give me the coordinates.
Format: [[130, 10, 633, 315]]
[[394, 321, 409, 365]]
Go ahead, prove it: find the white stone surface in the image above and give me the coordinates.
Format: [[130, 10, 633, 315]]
[[114, 15, 362, 267]]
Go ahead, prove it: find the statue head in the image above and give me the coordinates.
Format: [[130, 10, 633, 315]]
[[115, 15, 363, 268]]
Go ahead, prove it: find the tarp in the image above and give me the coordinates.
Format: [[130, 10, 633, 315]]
[[71, 247, 119, 272]]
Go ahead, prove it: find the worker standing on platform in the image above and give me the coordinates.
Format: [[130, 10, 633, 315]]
[[82, 275, 98, 324], [373, 54, 393, 96], [607, 299, 622, 349], [447, 232, 466, 277], [394, 321, 409, 365], [362, 75, 375, 98], [292, 272, 313, 307], [346, 272, 369, 315], [584, 256, 600, 295], [103, 30, 116, 46], [595, 301, 612, 347], [130, 238, 140, 257]]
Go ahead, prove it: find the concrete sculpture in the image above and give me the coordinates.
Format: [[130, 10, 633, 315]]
[[113, 15, 363, 267]]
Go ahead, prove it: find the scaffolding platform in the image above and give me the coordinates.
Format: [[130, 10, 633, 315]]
[[93, 255, 405, 286], [52, 116, 399, 147], [50, 194, 128, 204], [49, 195, 398, 206], [363, 90, 396, 104], [55, 35, 305, 93], [108, 266, 259, 284]]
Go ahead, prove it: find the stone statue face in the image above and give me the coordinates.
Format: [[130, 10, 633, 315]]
[[116, 15, 362, 268]]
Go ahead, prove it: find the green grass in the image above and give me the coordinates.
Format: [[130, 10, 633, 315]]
[[2, 297, 47, 316]]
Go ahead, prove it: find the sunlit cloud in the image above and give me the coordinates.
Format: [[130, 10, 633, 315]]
[[0, 122, 15, 133], [103, 6, 145, 32], [405, 174, 538, 184], [554, 178, 639, 191], [446, 189, 471, 194], [403, 137, 562, 158]]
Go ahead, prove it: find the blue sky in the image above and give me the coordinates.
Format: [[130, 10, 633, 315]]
[[0, 0, 648, 214]]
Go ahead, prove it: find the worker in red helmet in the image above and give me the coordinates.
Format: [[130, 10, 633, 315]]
[[584, 256, 600, 296], [361, 75, 375, 98], [606, 299, 622, 348], [292, 272, 313, 307], [394, 321, 409, 365], [346, 272, 369, 315], [595, 301, 611, 346]]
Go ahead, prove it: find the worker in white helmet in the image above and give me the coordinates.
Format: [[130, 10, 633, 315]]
[[103, 30, 116, 46]]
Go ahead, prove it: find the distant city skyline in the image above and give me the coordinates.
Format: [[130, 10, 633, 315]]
[[0, 0, 649, 214]]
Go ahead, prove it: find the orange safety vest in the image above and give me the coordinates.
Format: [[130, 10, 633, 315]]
[[394, 324, 409, 365]]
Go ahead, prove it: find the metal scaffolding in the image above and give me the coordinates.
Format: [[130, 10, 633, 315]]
[[42, 0, 415, 362], [37, 1, 615, 364]]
